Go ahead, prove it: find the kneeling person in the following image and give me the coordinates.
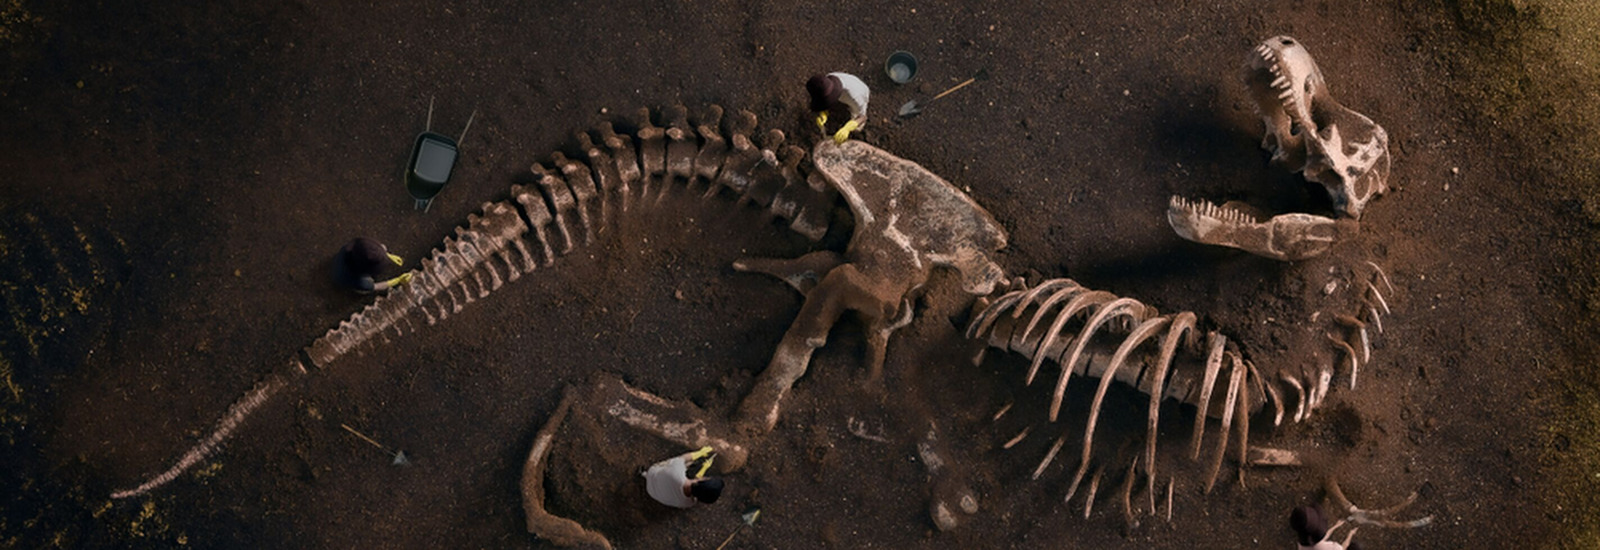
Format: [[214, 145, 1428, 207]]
[[644, 446, 724, 509]]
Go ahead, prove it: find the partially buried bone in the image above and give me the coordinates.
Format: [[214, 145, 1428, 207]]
[[733, 140, 1007, 435], [521, 386, 614, 549], [592, 373, 749, 469]]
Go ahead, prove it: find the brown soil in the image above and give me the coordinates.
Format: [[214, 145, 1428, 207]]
[[3, 0, 1597, 548]]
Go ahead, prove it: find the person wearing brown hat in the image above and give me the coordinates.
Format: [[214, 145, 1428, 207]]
[[806, 72, 870, 144], [333, 237, 412, 294]]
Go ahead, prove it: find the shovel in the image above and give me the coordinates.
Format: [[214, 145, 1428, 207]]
[[898, 68, 990, 117], [341, 423, 412, 466]]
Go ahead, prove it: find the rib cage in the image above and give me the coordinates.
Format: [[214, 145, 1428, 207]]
[[966, 277, 1271, 513], [115, 104, 840, 498]]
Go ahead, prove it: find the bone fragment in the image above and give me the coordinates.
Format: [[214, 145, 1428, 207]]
[[709, 110, 761, 199], [1032, 436, 1066, 480], [1165, 477, 1174, 522], [1204, 354, 1245, 493], [992, 401, 1013, 422], [512, 185, 559, 265], [632, 108, 666, 201], [521, 386, 614, 550], [663, 104, 696, 183], [1257, 362, 1285, 426], [576, 130, 627, 217], [552, 152, 602, 240], [1327, 332, 1361, 390], [596, 375, 748, 470], [1285, 372, 1307, 423], [1120, 456, 1140, 529], [1082, 460, 1106, 518], [1001, 426, 1032, 449], [1234, 364, 1253, 486], [1313, 359, 1332, 410], [1190, 333, 1227, 460], [531, 163, 581, 252], [1367, 281, 1392, 315], [1246, 446, 1302, 466], [739, 131, 789, 208], [596, 121, 639, 212], [1324, 478, 1435, 528], [847, 416, 890, 443], [1146, 311, 1195, 511], [732, 251, 845, 295], [691, 105, 727, 184], [1366, 261, 1396, 294], [787, 171, 837, 241]]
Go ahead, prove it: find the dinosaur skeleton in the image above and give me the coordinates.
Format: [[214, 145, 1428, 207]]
[[114, 37, 1428, 546], [1169, 35, 1390, 261]]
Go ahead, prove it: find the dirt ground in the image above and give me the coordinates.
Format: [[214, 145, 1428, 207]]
[[3, 0, 1598, 548]]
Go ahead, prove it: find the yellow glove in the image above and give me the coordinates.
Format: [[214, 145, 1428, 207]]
[[387, 253, 405, 266], [689, 446, 714, 460], [383, 272, 414, 288], [832, 118, 861, 144], [815, 111, 828, 132], [695, 454, 716, 478]]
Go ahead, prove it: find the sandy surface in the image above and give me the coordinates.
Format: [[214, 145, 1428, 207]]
[[2, 1, 1597, 548]]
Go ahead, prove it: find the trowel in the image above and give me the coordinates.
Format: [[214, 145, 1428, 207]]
[[898, 69, 990, 117]]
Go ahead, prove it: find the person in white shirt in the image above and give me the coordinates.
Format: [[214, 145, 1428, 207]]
[[643, 446, 724, 509], [806, 72, 870, 144], [1291, 506, 1363, 550]]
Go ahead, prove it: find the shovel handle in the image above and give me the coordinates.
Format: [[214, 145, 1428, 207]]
[[930, 77, 977, 101]]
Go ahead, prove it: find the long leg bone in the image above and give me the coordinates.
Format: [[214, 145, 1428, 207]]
[[520, 387, 614, 550]]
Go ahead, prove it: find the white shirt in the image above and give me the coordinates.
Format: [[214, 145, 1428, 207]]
[[643, 454, 697, 508], [829, 72, 870, 124]]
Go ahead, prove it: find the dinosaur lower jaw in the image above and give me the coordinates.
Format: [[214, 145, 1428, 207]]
[[1167, 196, 1355, 261]]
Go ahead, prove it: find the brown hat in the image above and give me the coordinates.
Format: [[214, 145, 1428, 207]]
[[806, 74, 841, 112], [342, 237, 388, 274]]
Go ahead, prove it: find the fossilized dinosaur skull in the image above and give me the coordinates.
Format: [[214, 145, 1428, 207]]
[[1249, 35, 1390, 220], [1169, 36, 1390, 261]]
